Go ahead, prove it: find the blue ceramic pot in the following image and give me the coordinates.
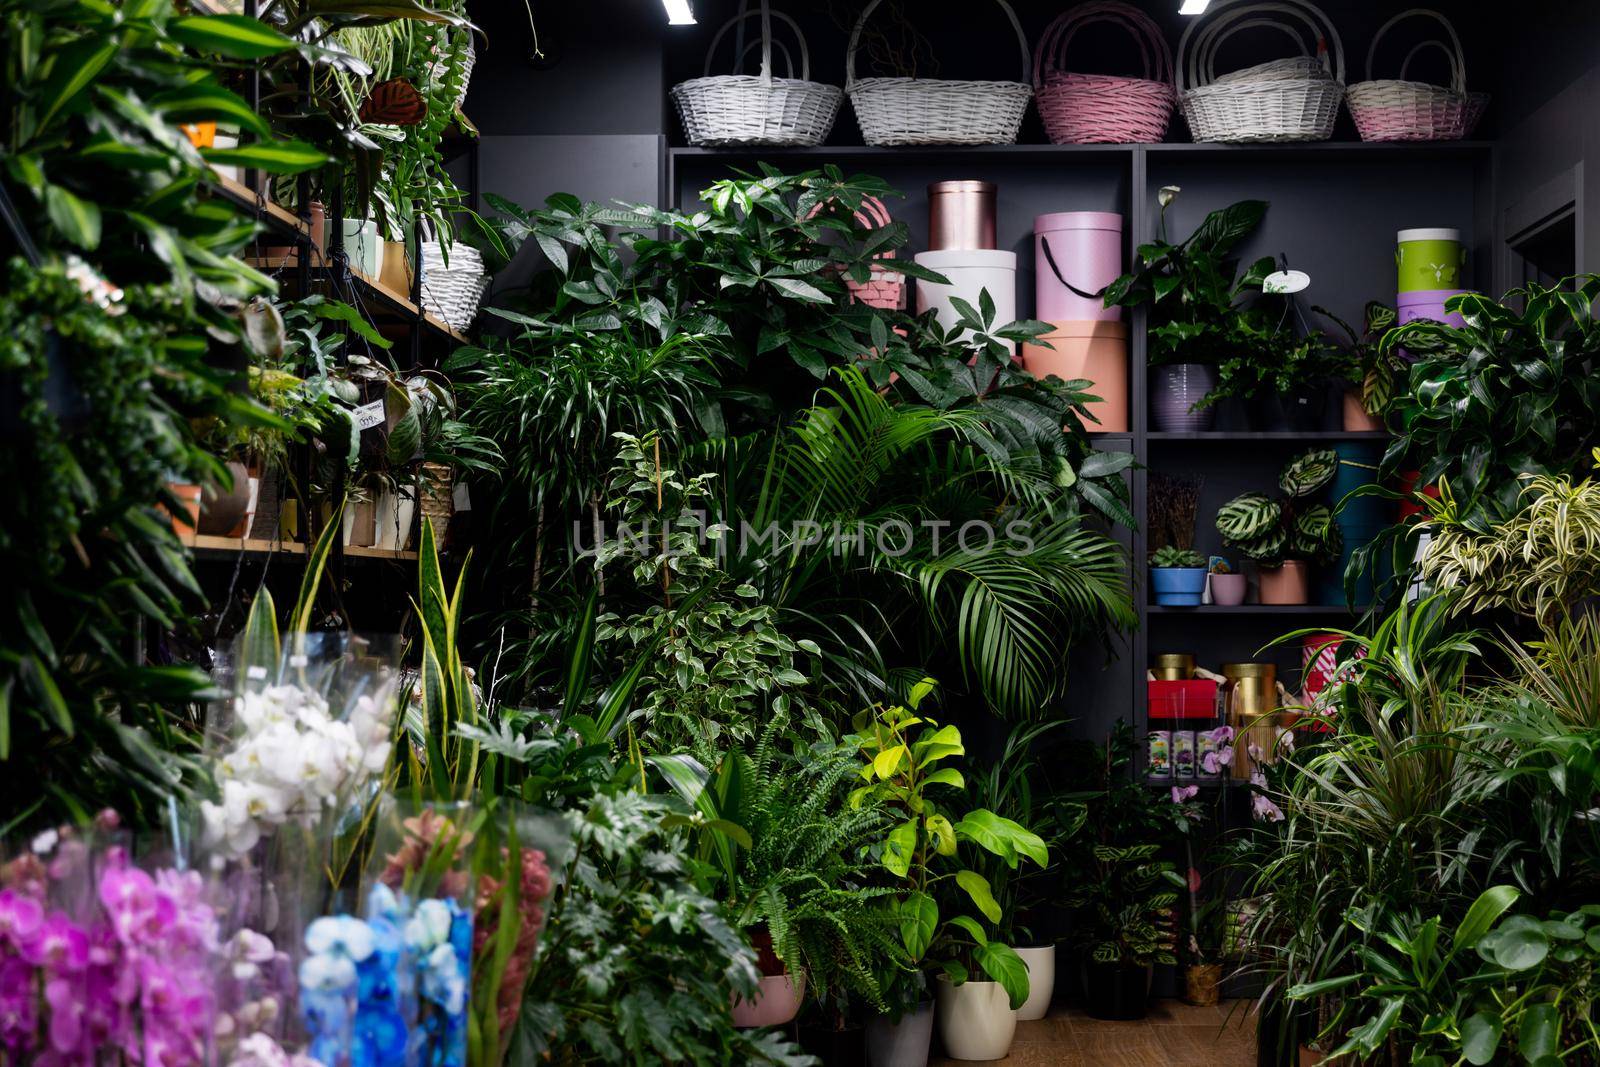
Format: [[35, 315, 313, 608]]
[[1151, 567, 1207, 606]]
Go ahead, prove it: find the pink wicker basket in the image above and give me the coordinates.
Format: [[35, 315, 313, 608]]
[[1346, 9, 1481, 142], [843, 197, 904, 310], [1034, 1, 1175, 144]]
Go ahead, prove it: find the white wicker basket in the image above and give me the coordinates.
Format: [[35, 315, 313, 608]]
[[846, 0, 1033, 146], [1345, 9, 1478, 142], [1178, 0, 1345, 144], [671, 2, 841, 147], [419, 241, 487, 331]]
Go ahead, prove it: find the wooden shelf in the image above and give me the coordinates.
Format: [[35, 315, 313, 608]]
[[185, 535, 417, 562], [209, 176, 310, 242], [1148, 431, 1390, 442], [242, 258, 470, 346]]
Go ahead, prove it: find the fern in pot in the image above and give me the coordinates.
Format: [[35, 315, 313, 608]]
[[1215, 449, 1342, 605]]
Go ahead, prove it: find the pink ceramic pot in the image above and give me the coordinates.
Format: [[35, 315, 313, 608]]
[[731, 972, 806, 1028], [1209, 572, 1247, 606]]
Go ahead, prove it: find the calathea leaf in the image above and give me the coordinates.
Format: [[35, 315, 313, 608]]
[[1280, 448, 1339, 497], [1216, 493, 1282, 542]]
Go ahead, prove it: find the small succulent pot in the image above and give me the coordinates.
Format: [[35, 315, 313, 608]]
[[1258, 561, 1311, 605], [1209, 572, 1248, 606], [1183, 963, 1222, 1006], [1151, 566, 1208, 607], [1150, 363, 1217, 432]]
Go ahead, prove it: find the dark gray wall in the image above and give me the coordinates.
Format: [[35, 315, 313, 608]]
[[1489, 2, 1600, 283]]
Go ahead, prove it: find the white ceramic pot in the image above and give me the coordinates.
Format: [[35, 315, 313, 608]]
[[730, 972, 805, 1028], [934, 976, 1017, 1061], [372, 483, 416, 551], [1015, 945, 1055, 1021], [913, 249, 1017, 352], [339, 218, 383, 278]]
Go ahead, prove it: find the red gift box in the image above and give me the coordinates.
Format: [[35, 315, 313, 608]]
[[1148, 679, 1219, 720]]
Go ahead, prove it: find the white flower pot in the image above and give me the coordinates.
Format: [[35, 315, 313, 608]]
[[339, 218, 383, 279], [934, 976, 1017, 1061], [1015, 945, 1055, 1021], [372, 483, 416, 551]]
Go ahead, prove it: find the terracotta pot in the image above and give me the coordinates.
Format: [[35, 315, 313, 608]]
[[935, 976, 1017, 1060], [1299, 1047, 1327, 1066], [165, 483, 203, 539], [1183, 963, 1221, 1006], [263, 201, 326, 264], [1258, 561, 1310, 605], [1341, 390, 1385, 432], [1209, 572, 1247, 606], [181, 122, 216, 148], [730, 972, 805, 1028]]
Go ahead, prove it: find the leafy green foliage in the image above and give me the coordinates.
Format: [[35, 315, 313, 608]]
[[1216, 449, 1341, 566], [1059, 724, 1185, 968], [1292, 887, 1600, 1064], [514, 790, 815, 1066], [1316, 301, 1405, 417], [656, 716, 908, 1013], [1378, 277, 1600, 528], [849, 688, 1048, 1010], [1150, 545, 1206, 569]]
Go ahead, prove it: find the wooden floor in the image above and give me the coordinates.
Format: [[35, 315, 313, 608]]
[[932, 999, 1257, 1066]]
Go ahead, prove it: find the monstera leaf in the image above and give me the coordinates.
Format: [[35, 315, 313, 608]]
[[1216, 493, 1282, 543], [1280, 448, 1339, 498]]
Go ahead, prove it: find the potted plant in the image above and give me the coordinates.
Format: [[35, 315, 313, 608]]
[[1061, 723, 1186, 1021], [1103, 188, 1274, 433], [967, 722, 1085, 1024], [1208, 558, 1247, 606], [1216, 449, 1342, 605], [1316, 301, 1403, 433], [851, 681, 1047, 1063], [1150, 546, 1208, 607], [659, 714, 913, 1040], [1170, 788, 1226, 1006]]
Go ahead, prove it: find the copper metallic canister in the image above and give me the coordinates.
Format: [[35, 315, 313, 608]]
[[1152, 653, 1196, 680], [928, 180, 997, 251]]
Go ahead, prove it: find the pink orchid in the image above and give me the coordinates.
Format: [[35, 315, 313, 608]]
[[1170, 785, 1199, 804]]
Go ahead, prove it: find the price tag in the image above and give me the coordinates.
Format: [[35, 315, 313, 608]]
[[354, 399, 386, 432]]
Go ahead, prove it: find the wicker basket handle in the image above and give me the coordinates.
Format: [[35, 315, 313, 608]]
[[1177, 0, 1345, 93], [736, 37, 797, 80], [847, 0, 1030, 89], [1033, 1, 1173, 91], [1365, 8, 1464, 92], [704, 1, 810, 83]]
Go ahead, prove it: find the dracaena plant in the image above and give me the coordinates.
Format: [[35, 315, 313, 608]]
[[848, 681, 1048, 1011], [1216, 448, 1342, 567]]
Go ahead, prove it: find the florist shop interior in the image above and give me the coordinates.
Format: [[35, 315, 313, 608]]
[[5, 0, 1600, 1065]]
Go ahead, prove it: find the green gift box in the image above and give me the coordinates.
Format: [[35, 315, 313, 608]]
[[1397, 227, 1465, 292]]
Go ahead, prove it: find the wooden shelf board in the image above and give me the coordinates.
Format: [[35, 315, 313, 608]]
[[210, 176, 309, 240], [240, 259, 470, 346], [184, 534, 418, 562]]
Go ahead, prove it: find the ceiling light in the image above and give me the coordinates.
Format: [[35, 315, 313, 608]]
[[1179, 0, 1211, 13], [662, 0, 695, 24]]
